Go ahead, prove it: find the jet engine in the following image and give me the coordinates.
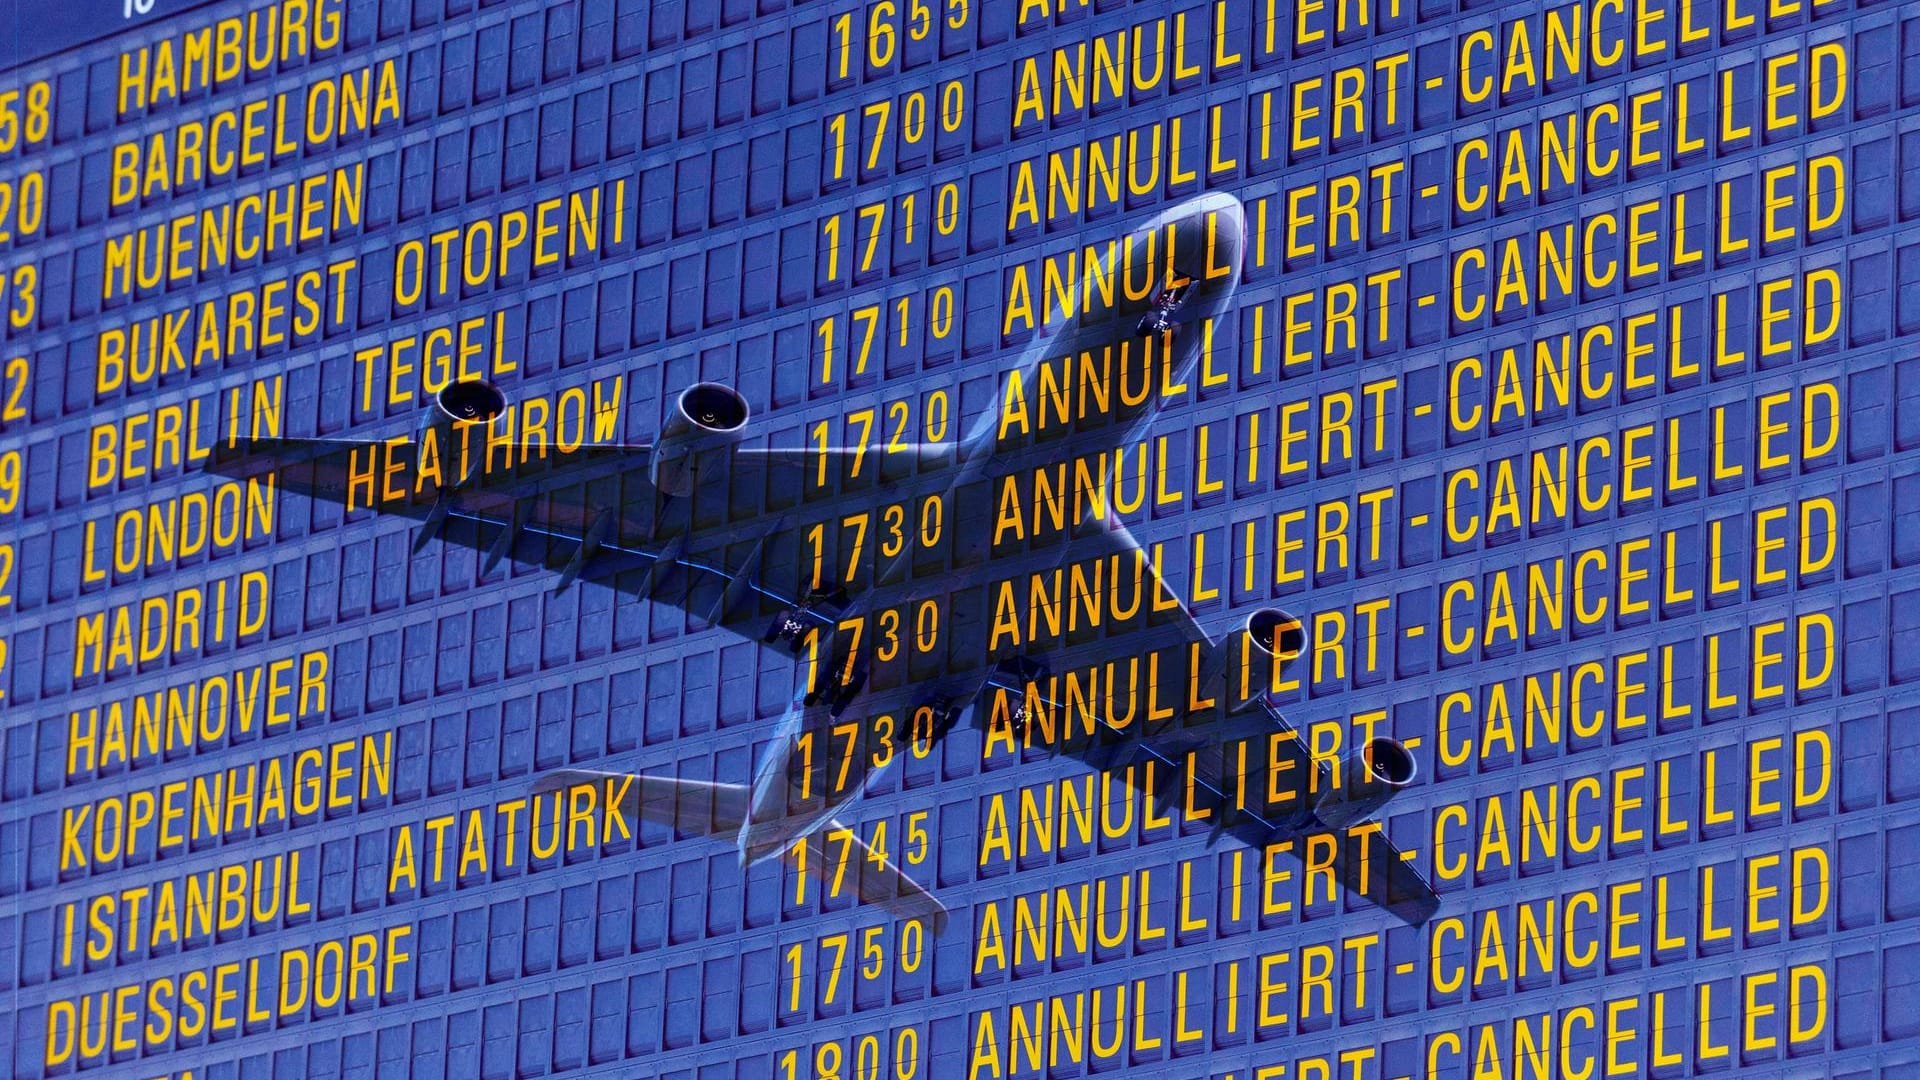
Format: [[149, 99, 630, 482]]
[[1311, 737, 1418, 829], [1209, 607, 1306, 709], [1246, 608, 1306, 661], [651, 382, 751, 497], [417, 378, 508, 489]]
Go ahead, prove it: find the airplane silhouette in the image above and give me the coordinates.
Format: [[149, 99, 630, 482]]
[[210, 193, 1441, 933]]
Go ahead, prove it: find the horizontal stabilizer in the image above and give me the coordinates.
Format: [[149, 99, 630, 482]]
[[536, 769, 751, 835], [795, 821, 950, 936], [534, 770, 949, 933]]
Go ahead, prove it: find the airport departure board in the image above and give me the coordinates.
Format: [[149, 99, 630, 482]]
[[3, 0, 1919, 1077]]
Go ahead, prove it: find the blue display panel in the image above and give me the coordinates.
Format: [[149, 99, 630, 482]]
[[2, 0, 1919, 1077]]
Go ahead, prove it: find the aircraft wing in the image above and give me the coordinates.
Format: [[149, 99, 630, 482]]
[[980, 516, 1442, 926], [207, 426, 954, 635]]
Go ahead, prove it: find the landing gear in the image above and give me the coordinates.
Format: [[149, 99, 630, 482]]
[[762, 586, 849, 654], [803, 663, 867, 716], [1135, 274, 1195, 338], [763, 609, 811, 652], [803, 631, 868, 716]]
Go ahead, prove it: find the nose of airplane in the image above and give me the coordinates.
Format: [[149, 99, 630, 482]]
[[1190, 190, 1245, 231]]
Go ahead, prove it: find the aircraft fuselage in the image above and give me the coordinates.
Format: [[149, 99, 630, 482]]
[[732, 193, 1252, 863]]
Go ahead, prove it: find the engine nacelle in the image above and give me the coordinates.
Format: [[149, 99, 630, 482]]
[[417, 378, 508, 489], [1210, 607, 1306, 710], [1246, 608, 1306, 660], [1311, 737, 1417, 830], [651, 382, 750, 497]]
